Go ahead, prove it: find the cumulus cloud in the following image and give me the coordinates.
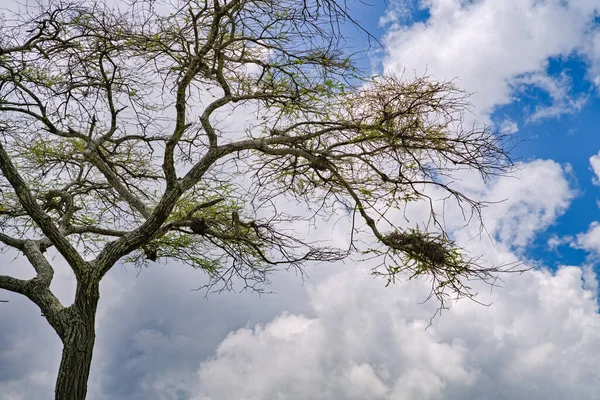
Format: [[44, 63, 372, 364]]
[[413, 159, 575, 250], [382, 0, 600, 118], [582, 30, 600, 86], [0, 250, 317, 400], [573, 221, 600, 254], [0, 147, 576, 400], [191, 159, 580, 400], [193, 265, 600, 400], [569, 152, 600, 256], [589, 150, 600, 186], [482, 160, 575, 248]]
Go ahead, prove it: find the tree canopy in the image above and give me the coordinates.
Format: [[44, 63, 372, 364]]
[[0, 0, 516, 398]]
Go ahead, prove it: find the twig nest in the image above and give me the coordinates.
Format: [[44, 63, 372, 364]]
[[384, 230, 448, 266], [310, 155, 329, 171], [190, 218, 208, 235]]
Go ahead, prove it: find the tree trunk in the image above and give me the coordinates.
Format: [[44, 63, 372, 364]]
[[54, 318, 96, 400], [54, 280, 99, 400]]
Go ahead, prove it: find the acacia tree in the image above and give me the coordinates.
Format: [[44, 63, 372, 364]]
[[0, 0, 515, 398]]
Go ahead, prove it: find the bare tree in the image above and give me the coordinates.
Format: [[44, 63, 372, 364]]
[[0, 0, 516, 398]]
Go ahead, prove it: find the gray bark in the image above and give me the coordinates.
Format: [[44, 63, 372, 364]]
[[51, 280, 99, 400]]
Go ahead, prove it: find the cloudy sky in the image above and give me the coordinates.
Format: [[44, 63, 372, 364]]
[[4, 0, 600, 399]]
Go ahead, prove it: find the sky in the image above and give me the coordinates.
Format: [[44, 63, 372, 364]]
[[3, 0, 600, 399]]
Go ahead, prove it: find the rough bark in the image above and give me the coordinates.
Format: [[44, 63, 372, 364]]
[[55, 321, 96, 399], [53, 280, 99, 400]]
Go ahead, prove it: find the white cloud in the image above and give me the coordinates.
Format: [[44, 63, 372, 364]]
[[425, 159, 574, 250], [191, 159, 581, 400], [0, 238, 319, 400], [573, 221, 600, 254], [511, 71, 588, 122], [547, 234, 573, 251], [500, 118, 518, 134], [193, 265, 600, 400], [571, 151, 600, 255], [582, 29, 600, 86], [0, 158, 579, 399], [382, 0, 600, 119], [378, 0, 412, 27], [589, 150, 600, 186], [482, 160, 575, 248], [572, 151, 600, 253]]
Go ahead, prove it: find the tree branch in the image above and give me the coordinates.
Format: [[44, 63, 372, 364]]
[[0, 143, 89, 278], [0, 275, 30, 296], [83, 148, 151, 218]]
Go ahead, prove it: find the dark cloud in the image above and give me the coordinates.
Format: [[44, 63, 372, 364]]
[[91, 262, 315, 400], [0, 250, 317, 400]]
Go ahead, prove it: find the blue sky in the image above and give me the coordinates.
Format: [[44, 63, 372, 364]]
[[356, 1, 600, 269], [5, 1, 600, 399], [492, 55, 600, 267], [338, 0, 600, 272]]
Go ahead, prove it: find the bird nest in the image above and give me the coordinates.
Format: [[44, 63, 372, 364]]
[[384, 230, 450, 267]]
